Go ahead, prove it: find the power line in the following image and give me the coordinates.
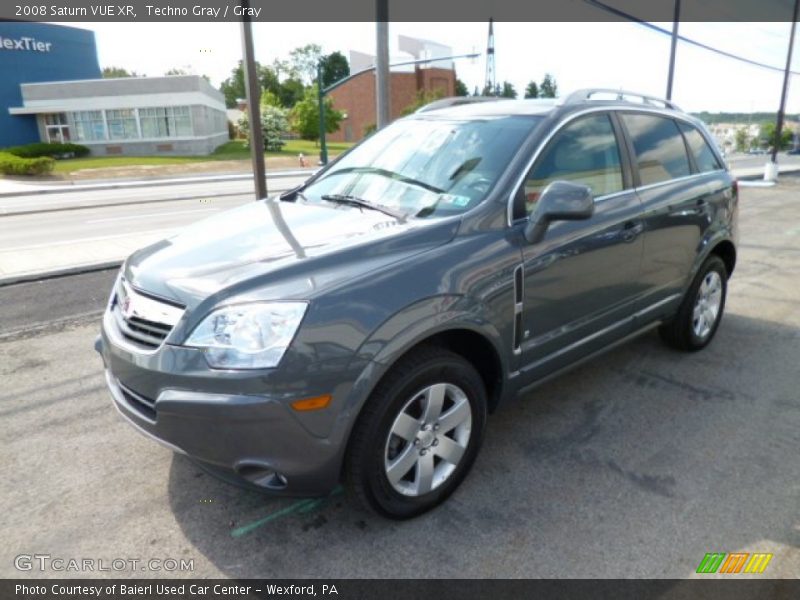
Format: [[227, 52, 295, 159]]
[[584, 0, 800, 76]]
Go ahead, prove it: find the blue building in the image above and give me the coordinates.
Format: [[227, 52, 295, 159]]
[[2, 22, 228, 155], [0, 22, 101, 147]]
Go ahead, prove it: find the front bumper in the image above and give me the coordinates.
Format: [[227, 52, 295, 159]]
[[95, 319, 367, 496]]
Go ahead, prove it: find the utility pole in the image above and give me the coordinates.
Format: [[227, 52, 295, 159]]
[[767, 0, 799, 180], [239, 0, 266, 199], [375, 0, 390, 129], [665, 0, 681, 100]]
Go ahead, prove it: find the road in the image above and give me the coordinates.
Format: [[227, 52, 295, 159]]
[[0, 175, 309, 282], [726, 152, 800, 173], [0, 181, 798, 579]]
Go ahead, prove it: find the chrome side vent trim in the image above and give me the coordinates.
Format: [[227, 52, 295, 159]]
[[513, 264, 524, 354]]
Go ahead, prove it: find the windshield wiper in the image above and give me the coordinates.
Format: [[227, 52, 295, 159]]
[[325, 167, 445, 194], [320, 194, 407, 221]]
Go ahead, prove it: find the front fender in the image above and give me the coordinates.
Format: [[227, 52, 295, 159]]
[[356, 294, 509, 370]]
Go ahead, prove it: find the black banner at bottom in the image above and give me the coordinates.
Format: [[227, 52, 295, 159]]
[[3, 579, 800, 600]]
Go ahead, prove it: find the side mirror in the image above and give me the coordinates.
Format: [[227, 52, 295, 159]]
[[523, 180, 594, 244]]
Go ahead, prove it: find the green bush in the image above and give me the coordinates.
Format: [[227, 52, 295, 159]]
[[0, 152, 55, 176], [3, 142, 90, 159]]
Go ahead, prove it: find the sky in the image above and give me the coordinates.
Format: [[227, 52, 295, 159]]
[[57, 20, 800, 114]]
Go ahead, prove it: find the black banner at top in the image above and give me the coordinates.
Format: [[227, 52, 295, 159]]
[[2, 0, 799, 23]]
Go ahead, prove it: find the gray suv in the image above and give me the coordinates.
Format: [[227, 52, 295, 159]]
[[96, 89, 738, 518]]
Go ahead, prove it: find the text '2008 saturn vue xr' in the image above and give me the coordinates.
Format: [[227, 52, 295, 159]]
[[96, 89, 738, 519]]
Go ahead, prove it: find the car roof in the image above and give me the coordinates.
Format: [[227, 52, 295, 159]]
[[415, 98, 559, 119], [413, 89, 692, 122]]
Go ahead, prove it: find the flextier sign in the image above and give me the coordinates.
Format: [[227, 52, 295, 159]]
[[0, 35, 52, 52]]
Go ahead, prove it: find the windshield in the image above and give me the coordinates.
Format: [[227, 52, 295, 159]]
[[301, 115, 540, 219]]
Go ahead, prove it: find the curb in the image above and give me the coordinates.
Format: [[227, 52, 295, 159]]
[[733, 166, 800, 181], [0, 168, 315, 198], [0, 189, 252, 218], [0, 261, 122, 288]]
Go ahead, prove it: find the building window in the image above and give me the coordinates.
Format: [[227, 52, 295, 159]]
[[44, 113, 71, 143], [106, 109, 138, 140], [139, 106, 192, 138], [71, 110, 106, 141]]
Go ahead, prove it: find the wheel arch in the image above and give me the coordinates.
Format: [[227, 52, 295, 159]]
[[709, 239, 736, 279]]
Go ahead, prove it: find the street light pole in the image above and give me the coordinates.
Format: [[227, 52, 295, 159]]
[[317, 62, 328, 166], [665, 0, 681, 101], [768, 0, 799, 179], [239, 0, 266, 200]]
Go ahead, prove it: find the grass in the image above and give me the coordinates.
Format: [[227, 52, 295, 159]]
[[50, 139, 354, 174]]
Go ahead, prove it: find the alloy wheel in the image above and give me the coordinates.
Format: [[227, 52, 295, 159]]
[[383, 383, 473, 497]]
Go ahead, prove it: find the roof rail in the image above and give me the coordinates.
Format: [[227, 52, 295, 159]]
[[562, 88, 681, 111], [415, 96, 509, 113]]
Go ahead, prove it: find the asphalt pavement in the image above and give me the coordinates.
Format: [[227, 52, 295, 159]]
[[1, 181, 798, 579]]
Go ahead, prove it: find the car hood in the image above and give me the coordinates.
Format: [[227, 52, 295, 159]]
[[123, 198, 457, 308]]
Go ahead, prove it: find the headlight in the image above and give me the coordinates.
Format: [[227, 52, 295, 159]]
[[184, 302, 307, 369]]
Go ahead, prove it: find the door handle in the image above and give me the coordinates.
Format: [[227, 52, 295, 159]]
[[621, 220, 643, 242]]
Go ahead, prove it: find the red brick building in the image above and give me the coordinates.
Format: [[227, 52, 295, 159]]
[[327, 67, 455, 143]]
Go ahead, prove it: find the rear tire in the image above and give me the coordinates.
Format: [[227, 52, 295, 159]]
[[345, 346, 487, 519], [659, 255, 727, 352]]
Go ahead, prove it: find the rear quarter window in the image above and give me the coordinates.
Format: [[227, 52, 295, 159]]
[[622, 114, 691, 186], [678, 122, 723, 173]]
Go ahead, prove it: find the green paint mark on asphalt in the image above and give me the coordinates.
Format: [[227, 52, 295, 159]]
[[231, 499, 317, 538], [230, 485, 344, 538], [297, 499, 325, 514]]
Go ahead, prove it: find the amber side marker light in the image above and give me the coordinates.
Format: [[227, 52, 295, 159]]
[[291, 394, 332, 411]]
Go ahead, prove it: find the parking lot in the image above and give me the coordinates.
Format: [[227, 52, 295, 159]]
[[1, 180, 799, 579]]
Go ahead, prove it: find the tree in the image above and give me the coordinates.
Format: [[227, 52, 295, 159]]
[[164, 67, 188, 76], [238, 105, 290, 152], [278, 78, 306, 109], [261, 90, 282, 109], [401, 89, 446, 116], [734, 128, 749, 152], [540, 73, 558, 98], [500, 81, 517, 99], [289, 44, 323, 84], [219, 61, 283, 109], [102, 66, 140, 78], [760, 121, 792, 151], [524, 81, 539, 99], [258, 65, 282, 98], [319, 51, 350, 88], [219, 62, 248, 108], [455, 78, 469, 97], [291, 84, 344, 141]]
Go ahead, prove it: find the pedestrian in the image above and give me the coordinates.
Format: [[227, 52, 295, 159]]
[[299, 153, 306, 167]]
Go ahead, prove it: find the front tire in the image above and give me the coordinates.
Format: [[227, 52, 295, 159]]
[[345, 346, 487, 519], [659, 255, 727, 351]]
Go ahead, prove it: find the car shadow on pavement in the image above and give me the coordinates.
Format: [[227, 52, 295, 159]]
[[167, 311, 800, 578]]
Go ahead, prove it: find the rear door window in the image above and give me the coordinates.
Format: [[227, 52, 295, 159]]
[[622, 114, 691, 186], [678, 122, 723, 173]]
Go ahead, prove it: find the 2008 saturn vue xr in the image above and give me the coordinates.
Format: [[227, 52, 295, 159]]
[[96, 89, 738, 518]]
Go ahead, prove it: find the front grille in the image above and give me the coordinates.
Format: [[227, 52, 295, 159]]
[[117, 379, 157, 421], [109, 278, 184, 351]]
